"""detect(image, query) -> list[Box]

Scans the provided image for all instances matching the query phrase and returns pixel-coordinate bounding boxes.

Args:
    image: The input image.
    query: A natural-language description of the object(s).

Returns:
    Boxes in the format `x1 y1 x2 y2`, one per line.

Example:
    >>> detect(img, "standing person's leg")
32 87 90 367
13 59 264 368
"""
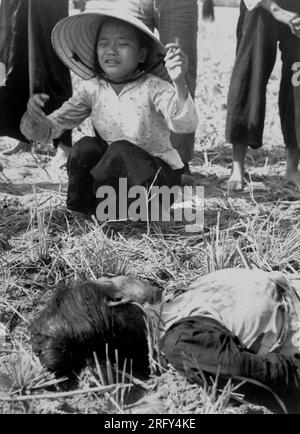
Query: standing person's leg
0 0 30 149
1 0 72 159
278 17 300 188
226 3 278 191
30 0 72 168
156 0 198 180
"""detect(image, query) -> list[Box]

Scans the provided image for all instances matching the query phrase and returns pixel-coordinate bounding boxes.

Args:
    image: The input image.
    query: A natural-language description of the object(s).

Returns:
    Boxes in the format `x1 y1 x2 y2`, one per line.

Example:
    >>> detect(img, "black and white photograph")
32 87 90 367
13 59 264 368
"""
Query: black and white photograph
1 0 300 417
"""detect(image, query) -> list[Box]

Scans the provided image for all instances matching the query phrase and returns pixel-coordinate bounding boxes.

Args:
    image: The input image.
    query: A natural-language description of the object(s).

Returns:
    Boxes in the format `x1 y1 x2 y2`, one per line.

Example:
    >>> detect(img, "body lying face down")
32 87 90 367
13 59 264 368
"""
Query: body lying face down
30 276 161 378
30 269 300 399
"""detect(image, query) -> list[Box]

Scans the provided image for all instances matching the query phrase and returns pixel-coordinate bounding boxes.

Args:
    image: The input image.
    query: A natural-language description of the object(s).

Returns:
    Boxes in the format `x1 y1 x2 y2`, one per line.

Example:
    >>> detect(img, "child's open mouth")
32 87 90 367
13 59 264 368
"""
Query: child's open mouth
105 60 119 65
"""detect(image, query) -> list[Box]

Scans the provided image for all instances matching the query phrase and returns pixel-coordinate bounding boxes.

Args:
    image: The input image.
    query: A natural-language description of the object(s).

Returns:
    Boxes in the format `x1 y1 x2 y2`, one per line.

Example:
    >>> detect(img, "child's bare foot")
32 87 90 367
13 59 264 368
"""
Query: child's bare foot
284 170 300 190
49 144 70 169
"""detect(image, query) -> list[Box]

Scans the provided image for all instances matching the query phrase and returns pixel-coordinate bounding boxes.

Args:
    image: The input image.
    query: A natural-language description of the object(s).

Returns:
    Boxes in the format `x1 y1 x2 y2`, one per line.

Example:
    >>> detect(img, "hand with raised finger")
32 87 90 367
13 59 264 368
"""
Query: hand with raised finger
27 93 50 124
164 42 188 85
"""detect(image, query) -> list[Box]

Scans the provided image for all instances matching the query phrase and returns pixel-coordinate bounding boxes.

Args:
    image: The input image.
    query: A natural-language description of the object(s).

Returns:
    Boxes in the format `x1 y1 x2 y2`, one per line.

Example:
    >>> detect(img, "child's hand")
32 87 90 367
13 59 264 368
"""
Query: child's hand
164 42 188 84
27 93 50 123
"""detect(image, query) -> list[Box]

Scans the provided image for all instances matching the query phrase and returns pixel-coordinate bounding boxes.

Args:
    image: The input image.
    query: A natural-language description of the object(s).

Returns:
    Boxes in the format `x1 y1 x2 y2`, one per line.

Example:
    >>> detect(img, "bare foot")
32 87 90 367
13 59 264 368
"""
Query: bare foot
48 144 70 169
2 141 32 155
284 170 300 190
227 173 244 191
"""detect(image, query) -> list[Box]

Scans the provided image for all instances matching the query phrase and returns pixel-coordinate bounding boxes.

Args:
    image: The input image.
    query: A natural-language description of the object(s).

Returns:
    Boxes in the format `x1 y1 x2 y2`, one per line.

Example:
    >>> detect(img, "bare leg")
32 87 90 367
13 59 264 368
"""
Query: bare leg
285 148 300 189
227 143 248 191
49 143 71 169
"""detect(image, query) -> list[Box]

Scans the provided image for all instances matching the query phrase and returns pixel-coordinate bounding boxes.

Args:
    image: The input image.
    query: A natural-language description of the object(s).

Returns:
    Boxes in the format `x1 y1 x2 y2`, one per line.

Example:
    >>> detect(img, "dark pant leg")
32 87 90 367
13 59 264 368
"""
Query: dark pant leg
0 0 72 145
0 87 27 141
0 0 29 140
162 316 300 413
225 3 278 148
91 140 182 189
90 140 182 220
30 0 72 148
278 23 300 149
157 0 198 162
66 136 108 214
53 130 72 149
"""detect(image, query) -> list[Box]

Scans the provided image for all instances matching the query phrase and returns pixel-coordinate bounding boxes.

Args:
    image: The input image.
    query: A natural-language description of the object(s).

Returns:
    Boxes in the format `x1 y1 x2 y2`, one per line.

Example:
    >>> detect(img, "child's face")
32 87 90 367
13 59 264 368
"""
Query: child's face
97 20 147 82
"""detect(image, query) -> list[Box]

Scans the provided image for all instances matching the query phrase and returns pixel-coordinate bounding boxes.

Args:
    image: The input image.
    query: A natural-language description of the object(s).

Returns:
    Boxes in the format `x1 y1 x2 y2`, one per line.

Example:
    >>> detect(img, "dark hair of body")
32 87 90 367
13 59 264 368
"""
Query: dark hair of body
30 280 150 378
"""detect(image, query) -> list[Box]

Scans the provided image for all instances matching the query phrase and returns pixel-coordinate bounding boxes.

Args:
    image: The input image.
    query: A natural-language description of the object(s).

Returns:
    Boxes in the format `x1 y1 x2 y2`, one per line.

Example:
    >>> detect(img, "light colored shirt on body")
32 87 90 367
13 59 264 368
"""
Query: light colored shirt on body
21 74 198 170
154 269 300 356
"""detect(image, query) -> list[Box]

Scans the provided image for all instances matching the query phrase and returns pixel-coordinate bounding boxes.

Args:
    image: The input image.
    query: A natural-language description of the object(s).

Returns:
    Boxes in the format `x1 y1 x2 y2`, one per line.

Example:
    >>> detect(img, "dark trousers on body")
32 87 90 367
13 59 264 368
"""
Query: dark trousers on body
66 136 183 215
162 316 300 413
225 0 300 149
